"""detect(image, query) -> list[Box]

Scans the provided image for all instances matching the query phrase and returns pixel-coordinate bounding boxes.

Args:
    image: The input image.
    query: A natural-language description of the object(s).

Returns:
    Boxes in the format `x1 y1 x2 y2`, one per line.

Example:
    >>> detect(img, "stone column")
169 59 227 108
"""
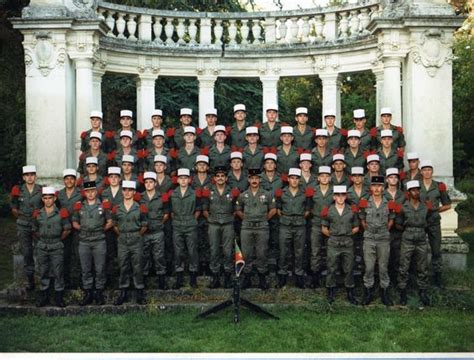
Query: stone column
136 73 158 130
319 72 341 127
198 75 217 129
260 75 279 122
372 67 384 126
92 68 105 112
75 58 94 156
382 56 403 127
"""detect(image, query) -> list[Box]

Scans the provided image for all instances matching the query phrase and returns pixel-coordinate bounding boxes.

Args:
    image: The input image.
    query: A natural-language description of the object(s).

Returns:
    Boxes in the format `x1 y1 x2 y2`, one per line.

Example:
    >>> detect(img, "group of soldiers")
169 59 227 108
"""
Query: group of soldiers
11 103 452 308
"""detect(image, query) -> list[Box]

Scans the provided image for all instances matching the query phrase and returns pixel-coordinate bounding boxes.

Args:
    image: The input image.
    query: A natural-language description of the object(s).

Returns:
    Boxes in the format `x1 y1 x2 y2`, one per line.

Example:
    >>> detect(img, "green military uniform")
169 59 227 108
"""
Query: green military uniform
112 149 138 173
259 122 281 148
32 206 71 291
155 175 175 273
72 199 110 290
354 128 373 152
331 172 351 187
177 146 200 173
79 175 105 193
242 146 264 171
344 148 366 170
112 201 147 290
377 149 403 174
276 146 299 175
311 149 332 175
80 129 107 153
10 183 43 278
402 170 422 188
203 185 236 274
322 204 359 288
359 197 394 289
236 188 275 274
347 186 369 205
327 127 346 152
310 186 333 275
146 148 174 174
398 201 430 290
77 151 108 177
347 186 369 276
276 188 309 276
191 175 211 272
293 125 314 150
374 125 406 150
170 187 200 273
227 170 249 192
198 127 215 149
113 128 139 150
144 127 170 150
209 144 231 170
299 173 318 190
229 122 248 149
420 180 451 273
384 188 406 280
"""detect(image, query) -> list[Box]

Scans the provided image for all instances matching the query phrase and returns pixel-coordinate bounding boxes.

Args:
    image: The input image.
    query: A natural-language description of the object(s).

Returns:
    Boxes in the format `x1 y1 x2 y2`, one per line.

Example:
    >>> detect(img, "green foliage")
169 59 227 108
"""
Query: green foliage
456 195 474 223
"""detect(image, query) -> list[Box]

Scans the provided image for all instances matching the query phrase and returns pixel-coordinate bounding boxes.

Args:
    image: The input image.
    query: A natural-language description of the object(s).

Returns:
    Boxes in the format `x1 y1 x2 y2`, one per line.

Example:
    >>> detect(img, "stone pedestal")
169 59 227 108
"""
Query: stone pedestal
198 75 217 129
260 75 279 123
320 73 341 127
136 74 158 130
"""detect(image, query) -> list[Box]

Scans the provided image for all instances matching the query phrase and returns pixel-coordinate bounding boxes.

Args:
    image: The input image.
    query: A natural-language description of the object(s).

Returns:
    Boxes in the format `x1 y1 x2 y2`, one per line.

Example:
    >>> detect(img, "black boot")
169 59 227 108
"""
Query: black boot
95 290 105 305
79 290 94 306
399 288 407 305
295 275 305 289
275 274 287 289
55 291 66 308
157 275 168 290
36 290 49 307
173 272 184 289
310 272 320 289
189 272 198 288
136 289 146 305
419 289 430 306
434 272 443 288
258 273 268 291
241 274 251 289
26 274 35 291
327 287 335 303
346 287 359 305
114 289 128 305
362 287 373 306
380 288 393 306
209 273 220 289
223 273 232 289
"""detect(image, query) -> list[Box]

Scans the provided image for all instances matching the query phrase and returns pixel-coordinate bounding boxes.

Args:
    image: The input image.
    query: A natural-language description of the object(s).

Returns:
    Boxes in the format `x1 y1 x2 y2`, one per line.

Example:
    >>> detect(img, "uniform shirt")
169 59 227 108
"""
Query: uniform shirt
177 146 200 173
144 127 170 150
374 125 406 150
10 183 43 226
321 204 359 237
242 145 264 171
227 170 249 192
192 174 212 190
33 206 71 249
420 180 451 224
146 147 174 174
377 148 403 174
347 185 370 205
402 170 423 188
311 148 332 174
293 125 314 150
112 148 138 173
112 201 147 233
236 187 275 223
229 122 248 149
80 129 107 153
57 187 83 214
399 201 429 241
77 151 108 177
260 172 283 194
344 148 366 170
208 144 231 170
140 191 167 232
170 187 199 226
299 173 318 190
331 172 351 187
352 128 373 152
276 187 309 226
327 127 346 152
100 186 123 206
383 188 406 205
359 197 394 235
363 173 382 188
72 199 110 241
259 122 281 148
310 185 333 226
113 128 139 151
156 175 174 194
78 175 105 192
202 185 236 224
276 145 299 175
198 127 214 149
173 126 187 149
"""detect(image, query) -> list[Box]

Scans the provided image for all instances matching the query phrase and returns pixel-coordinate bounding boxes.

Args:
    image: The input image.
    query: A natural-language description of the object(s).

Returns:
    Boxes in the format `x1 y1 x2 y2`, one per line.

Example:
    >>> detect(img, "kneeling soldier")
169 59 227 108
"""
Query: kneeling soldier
33 187 71 307
322 185 359 304
72 181 113 306
112 180 148 305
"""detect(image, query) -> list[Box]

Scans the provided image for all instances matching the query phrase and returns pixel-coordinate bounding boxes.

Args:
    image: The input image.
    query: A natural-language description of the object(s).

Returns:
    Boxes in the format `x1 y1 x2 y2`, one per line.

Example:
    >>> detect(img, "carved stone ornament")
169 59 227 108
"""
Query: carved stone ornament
71 0 98 18
24 32 67 76
410 29 453 77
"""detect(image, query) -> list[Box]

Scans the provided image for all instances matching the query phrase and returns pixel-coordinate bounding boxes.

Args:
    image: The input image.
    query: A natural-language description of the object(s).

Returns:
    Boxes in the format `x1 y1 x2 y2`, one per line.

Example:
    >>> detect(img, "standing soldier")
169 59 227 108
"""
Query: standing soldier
275 168 312 289
208 125 231 170
141 171 169 290
243 126 264 171
347 167 369 205
72 181 112 306
374 107 406 151
202 167 237 289
293 107 314 150
377 130 404 174
172 108 194 149
311 129 332 174
229 104 249 149
111 131 138 172
146 129 173 174
324 109 347 153
78 157 105 191
80 111 107 153
331 154 351 187
235 168 277 290
404 152 422 186
344 130 366 170
352 109 373 152
10 165 42 290
113 110 139 151
227 151 248 192
321 185 359 304
112 180 148 305
397 180 431 306
198 108 218 149
276 126 299 176
144 109 168 151
364 154 383 188
260 105 281 148
359 176 396 306
77 132 108 177
299 153 318 189
419 160 451 287
33 186 71 307
177 126 200 173
170 168 201 289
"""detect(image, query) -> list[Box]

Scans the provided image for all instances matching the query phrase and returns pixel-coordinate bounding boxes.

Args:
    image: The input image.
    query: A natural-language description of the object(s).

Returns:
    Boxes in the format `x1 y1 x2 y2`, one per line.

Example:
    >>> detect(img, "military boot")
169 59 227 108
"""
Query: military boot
419 289 430 306
95 290 105 305
258 273 268 291
381 288 393 306
223 273 232 289
189 272 198 288
346 287 359 305
295 275 305 289
157 275 168 290
79 290 94 306
362 287 373 306
136 289 146 305
173 272 184 289
36 290 49 307
209 273 220 289
399 288 407 306
241 274 251 289
434 272 443 288
114 289 128 305
275 274 287 289
55 291 66 308
327 287 335 303
26 274 36 291
310 272 320 289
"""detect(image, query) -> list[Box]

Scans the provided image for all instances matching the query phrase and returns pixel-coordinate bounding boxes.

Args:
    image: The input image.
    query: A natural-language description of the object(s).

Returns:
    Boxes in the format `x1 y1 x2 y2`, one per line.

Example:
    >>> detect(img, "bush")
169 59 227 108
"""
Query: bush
456 178 474 195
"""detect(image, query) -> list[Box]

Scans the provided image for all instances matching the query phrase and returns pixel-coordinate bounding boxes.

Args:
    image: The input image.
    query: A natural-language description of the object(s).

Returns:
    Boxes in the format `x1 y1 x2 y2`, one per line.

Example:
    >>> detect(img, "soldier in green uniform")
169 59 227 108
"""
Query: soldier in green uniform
293 107 314 150
275 168 312 288
77 132 108 177
242 126 264 171
404 152 422 186
208 125 231 169
419 160 451 287
309 166 333 288
113 110 139 151
172 108 194 149
78 157 105 191
373 107 406 151
202 167 237 288
276 126 299 175
324 109 347 153
311 129 332 174
352 109 373 152
229 104 249 149
140 171 169 290
397 180 431 306
144 109 169 151
111 131 138 173
359 176 396 306
72 181 112 305
227 151 248 192
177 126 200 173
347 167 369 205
57 169 83 289
299 153 318 189
10 165 43 290
344 130 366 170
331 154 351 187
146 129 173 174
80 111 107 153
260 104 281 148
33 186 71 307
198 108 218 149
112 180 148 305
170 168 201 289
235 168 277 290
321 185 359 304
364 154 383 188
377 130 404 174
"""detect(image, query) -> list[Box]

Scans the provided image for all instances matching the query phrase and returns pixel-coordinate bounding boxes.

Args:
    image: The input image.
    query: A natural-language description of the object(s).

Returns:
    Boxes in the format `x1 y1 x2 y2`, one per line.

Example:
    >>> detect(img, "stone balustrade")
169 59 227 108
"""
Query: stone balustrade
97 0 381 47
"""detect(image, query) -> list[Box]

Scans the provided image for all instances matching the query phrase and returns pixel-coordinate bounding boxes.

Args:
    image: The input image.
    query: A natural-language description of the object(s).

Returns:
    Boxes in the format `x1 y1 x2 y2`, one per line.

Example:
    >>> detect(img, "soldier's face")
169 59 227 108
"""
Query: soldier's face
367 161 380 173
42 195 55 208
90 117 101 129
334 193 346 205
63 176 76 189
90 138 101 150
351 174 363 185
85 188 97 201
266 110 278 123
122 162 133 175
120 117 133 129
234 110 246 121
371 184 384 196
196 162 209 173
109 174 120 186
154 162 166 174
249 175 260 188
387 174 399 186
353 118 366 130
246 134 258 145
214 173 226 185
300 160 311 172
122 188 135 200
184 133 195 144
318 173 330 185
206 115 217 126
86 164 98 175
421 167 433 179
151 116 162 127
347 137 360 149
280 134 293 145
214 132 226 144
180 115 192 125
178 176 189 187
23 173 37 185
230 159 243 170
289 175 299 188
408 159 419 170
381 136 393 148
153 136 165 148
120 136 132 148
381 114 392 125
316 136 328 147
295 113 308 125
409 187 420 200
264 160 276 172
144 179 156 191
324 116 336 127
332 160 345 172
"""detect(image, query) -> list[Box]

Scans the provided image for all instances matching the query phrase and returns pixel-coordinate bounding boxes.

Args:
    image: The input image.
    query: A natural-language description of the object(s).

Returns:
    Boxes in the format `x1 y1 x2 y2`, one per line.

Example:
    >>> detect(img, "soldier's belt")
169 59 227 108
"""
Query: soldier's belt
80 230 104 237
120 230 141 235
243 221 268 227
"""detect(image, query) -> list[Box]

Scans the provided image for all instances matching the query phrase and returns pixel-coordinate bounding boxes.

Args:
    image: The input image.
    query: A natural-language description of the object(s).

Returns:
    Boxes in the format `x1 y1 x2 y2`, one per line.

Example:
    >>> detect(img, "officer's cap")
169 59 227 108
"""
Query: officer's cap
183 126 196 135
248 168 261 176
367 154 380 164
120 110 133 118
318 166 331 175
151 109 163 117
265 104 278 112
371 176 385 185
143 171 157 181
153 155 167 164
120 130 133 139
214 166 228 175
264 153 277 162
381 129 393 138
295 107 308 115
177 168 190 177
386 168 399 177
206 108 217 116
152 129 165 138
333 185 347 194
299 153 312 162
420 160 433 169
406 180 420 190
233 104 246 113
347 130 361 138
22 165 36 174
280 126 293 135
195 155 209 164
288 168 302 177
407 152 419 161
108 167 121 176
351 167 364 175
90 111 103 119
332 154 345 163
180 108 192 116
89 131 102 141
42 186 56 196
246 127 258 135
83 181 96 190
213 125 226 135
122 180 136 189
122 155 135 164
63 169 77 178
323 109 336 118
380 107 392 115
230 151 243 160
353 109 366 119
86 157 98 165
315 129 329 137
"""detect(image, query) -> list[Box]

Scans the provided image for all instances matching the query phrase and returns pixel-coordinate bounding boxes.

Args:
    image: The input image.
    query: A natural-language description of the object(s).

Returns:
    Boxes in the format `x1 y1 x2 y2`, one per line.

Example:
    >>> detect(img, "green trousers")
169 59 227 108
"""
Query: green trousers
278 224 306 276
363 234 390 289
241 224 269 274
79 239 107 290
143 230 166 276
117 233 144 289
173 225 198 273
36 246 64 291
208 222 234 274
326 236 354 288
398 237 429 290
